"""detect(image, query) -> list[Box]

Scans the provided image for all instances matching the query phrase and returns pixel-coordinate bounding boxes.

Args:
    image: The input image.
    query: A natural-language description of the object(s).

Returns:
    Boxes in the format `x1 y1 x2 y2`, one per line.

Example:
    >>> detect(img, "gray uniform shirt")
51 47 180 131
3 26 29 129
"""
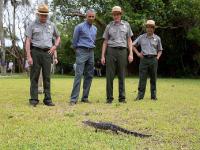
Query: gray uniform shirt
25 19 60 49
103 20 133 48
133 33 163 55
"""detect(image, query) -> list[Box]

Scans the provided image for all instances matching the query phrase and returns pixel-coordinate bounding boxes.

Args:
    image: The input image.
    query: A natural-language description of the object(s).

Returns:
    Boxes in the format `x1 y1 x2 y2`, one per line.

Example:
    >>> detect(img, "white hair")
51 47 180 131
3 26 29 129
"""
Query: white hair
86 9 96 15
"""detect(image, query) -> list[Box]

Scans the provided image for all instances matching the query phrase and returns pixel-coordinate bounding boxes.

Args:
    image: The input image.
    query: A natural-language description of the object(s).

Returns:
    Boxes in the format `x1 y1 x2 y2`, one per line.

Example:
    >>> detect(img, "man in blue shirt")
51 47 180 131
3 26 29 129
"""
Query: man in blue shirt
70 9 97 105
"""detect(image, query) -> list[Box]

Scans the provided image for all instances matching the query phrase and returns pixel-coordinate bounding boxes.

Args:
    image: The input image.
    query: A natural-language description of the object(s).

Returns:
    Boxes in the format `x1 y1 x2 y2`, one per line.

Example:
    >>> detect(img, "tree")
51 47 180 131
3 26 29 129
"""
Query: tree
52 0 200 76
0 0 6 75
4 0 30 72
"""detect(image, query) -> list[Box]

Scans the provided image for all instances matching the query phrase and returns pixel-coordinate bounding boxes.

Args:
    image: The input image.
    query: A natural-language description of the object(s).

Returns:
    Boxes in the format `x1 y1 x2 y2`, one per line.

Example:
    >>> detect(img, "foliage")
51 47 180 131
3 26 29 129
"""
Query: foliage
51 0 200 76
187 27 200 46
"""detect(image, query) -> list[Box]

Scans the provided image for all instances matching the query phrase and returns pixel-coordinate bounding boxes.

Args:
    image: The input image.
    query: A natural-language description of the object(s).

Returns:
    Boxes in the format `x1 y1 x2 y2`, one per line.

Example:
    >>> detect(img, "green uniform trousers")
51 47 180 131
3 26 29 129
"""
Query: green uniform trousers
138 57 158 99
106 47 127 102
30 48 52 103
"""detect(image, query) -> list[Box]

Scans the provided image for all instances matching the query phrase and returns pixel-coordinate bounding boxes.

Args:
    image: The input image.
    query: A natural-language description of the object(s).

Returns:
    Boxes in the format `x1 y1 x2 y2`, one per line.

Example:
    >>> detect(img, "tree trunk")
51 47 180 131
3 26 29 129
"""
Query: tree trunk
0 0 6 75
12 2 16 73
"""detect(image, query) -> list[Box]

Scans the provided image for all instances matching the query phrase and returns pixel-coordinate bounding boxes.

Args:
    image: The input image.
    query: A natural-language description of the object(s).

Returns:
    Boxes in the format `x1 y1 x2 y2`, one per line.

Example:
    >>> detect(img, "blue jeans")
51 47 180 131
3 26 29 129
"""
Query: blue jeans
70 48 94 102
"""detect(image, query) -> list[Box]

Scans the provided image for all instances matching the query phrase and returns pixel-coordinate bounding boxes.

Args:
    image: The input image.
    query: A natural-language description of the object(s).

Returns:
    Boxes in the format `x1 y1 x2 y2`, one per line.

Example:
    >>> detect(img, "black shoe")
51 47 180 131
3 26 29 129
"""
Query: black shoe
29 99 39 107
106 100 113 104
43 100 55 106
135 97 143 101
106 97 113 104
119 99 127 103
81 99 91 103
151 97 158 101
69 101 77 106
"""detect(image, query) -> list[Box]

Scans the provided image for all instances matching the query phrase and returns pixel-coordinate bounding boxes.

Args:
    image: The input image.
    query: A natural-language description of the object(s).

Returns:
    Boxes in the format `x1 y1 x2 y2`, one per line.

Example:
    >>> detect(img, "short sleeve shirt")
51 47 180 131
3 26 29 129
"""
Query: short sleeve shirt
25 19 60 49
133 33 163 55
103 20 133 48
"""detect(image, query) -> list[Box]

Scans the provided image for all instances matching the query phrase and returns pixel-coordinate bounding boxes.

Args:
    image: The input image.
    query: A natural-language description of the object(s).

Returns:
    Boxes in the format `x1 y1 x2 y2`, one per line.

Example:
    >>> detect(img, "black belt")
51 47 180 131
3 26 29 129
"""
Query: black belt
77 46 94 50
32 46 50 52
143 55 157 58
111 46 127 50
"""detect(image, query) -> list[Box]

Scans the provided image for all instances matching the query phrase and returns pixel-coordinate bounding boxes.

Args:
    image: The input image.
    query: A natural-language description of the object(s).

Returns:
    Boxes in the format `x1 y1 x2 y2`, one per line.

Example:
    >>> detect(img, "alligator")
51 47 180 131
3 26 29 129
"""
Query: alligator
82 120 152 138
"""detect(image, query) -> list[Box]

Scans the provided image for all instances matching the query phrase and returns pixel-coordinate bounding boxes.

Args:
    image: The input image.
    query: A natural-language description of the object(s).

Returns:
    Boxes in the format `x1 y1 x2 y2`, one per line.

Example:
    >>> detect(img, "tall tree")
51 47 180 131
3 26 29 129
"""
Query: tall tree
0 0 6 75
4 0 30 72
52 0 200 76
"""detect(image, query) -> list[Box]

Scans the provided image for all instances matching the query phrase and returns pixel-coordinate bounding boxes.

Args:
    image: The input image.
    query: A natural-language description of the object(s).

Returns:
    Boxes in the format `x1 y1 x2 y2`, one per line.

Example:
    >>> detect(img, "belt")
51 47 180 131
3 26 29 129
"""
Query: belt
143 55 157 58
111 46 127 50
32 46 50 52
77 46 94 50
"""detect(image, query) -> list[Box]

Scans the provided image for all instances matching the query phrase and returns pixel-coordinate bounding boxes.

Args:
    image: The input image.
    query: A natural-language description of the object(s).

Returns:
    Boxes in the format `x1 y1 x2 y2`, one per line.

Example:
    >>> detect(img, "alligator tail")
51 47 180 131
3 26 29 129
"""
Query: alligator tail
117 126 152 138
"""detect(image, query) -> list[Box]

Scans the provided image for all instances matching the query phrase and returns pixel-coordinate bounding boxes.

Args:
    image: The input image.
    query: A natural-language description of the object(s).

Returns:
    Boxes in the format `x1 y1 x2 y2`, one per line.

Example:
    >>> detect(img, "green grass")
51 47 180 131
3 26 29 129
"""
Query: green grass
0 75 200 150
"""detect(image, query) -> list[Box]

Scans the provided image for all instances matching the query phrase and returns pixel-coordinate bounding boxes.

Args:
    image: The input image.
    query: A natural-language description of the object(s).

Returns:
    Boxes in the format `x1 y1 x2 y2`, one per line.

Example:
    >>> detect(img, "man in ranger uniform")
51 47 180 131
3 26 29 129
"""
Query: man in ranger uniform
25 4 60 107
133 20 163 100
101 6 134 103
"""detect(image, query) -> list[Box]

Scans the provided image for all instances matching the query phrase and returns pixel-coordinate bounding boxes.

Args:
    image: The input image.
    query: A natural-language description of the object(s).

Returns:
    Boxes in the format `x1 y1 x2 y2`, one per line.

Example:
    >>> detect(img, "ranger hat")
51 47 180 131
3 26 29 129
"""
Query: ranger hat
145 20 156 27
112 6 122 13
36 4 49 15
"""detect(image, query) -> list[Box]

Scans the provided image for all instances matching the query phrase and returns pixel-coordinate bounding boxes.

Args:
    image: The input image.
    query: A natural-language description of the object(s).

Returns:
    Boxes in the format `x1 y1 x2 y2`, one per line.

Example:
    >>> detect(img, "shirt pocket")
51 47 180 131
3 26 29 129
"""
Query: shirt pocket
109 28 117 40
120 28 127 39
141 39 148 46
33 28 42 40
80 28 88 37
46 27 54 38
150 39 158 49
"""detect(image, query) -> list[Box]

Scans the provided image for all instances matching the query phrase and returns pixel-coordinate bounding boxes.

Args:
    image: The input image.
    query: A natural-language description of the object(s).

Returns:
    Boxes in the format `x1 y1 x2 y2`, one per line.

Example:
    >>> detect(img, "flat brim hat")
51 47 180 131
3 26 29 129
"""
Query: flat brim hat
112 6 122 13
36 4 49 15
145 20 156 27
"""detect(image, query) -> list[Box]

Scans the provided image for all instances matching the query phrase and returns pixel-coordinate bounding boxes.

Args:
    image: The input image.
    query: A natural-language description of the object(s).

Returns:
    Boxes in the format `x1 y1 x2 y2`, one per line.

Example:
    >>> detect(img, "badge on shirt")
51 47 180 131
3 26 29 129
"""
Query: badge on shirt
123 25 127 30
48 25 52 33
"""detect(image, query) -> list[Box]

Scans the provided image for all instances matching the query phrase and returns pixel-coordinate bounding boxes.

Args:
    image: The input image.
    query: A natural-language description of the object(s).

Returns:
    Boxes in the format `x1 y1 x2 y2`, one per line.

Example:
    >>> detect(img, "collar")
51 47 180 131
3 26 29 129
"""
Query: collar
113 20 125 25
84 21 93 28
145 33 156 39
35 18 51 25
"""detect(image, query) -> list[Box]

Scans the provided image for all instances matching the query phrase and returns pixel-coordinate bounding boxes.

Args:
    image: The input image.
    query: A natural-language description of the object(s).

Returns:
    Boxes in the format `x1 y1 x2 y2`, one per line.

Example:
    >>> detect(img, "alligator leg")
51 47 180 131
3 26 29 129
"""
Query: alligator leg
115 130 118 134
111 130 118 134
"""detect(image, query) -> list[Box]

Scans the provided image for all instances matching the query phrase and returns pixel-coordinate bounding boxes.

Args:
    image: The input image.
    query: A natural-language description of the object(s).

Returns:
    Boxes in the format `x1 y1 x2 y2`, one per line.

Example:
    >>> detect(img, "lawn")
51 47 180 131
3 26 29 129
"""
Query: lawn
0 75 200 150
